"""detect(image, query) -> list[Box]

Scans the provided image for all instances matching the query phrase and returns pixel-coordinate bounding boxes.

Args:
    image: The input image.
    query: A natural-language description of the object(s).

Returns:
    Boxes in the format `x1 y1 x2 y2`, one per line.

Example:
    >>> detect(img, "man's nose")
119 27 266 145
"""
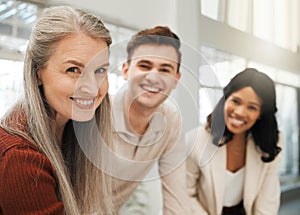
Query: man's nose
145 70 160 83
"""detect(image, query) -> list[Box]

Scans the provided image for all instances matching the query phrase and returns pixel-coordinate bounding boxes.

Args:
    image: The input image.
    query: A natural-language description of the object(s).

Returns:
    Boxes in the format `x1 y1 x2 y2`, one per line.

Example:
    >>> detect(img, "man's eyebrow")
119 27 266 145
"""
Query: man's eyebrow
161 63 175 70
137 59 152 64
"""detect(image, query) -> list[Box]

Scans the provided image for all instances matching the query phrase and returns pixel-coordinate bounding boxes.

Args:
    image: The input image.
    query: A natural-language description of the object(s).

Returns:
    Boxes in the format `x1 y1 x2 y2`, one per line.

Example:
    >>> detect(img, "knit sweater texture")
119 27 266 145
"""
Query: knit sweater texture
0 126 64 214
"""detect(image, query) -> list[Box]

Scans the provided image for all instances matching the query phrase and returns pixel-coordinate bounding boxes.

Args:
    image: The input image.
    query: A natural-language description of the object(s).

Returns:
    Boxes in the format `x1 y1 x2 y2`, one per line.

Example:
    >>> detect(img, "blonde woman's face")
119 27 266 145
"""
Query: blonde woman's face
38 33 109 125
224 86 262 135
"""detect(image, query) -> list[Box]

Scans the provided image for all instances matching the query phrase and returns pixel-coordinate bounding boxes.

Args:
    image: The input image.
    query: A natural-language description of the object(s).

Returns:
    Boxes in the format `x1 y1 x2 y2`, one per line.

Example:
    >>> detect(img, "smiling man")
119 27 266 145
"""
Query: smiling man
110 26 190 214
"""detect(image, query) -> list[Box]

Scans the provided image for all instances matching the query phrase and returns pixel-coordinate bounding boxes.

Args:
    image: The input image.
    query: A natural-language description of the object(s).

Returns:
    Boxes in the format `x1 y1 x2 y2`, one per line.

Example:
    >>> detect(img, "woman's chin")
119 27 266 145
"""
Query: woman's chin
71 111 95 122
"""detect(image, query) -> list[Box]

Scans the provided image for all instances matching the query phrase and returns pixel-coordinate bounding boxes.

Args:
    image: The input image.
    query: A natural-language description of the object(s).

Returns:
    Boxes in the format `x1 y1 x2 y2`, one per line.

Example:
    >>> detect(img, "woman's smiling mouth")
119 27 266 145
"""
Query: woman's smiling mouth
70 97 95 109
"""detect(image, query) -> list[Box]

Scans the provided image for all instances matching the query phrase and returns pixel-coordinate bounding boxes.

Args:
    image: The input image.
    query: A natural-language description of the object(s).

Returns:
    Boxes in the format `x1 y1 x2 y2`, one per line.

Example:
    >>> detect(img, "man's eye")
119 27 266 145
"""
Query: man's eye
160 69 171 73
67 67 80 73
139 64 150 69
95 67 107 74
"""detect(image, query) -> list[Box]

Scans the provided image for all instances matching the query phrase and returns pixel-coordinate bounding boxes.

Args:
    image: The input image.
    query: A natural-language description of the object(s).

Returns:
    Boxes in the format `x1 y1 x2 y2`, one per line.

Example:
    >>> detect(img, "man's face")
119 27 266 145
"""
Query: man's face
122 44 181 110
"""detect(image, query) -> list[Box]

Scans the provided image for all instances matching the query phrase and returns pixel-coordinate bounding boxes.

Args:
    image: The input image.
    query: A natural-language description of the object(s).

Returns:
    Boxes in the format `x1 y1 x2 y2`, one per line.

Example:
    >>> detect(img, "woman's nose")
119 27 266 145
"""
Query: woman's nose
77 73 99 94
234 105 246 116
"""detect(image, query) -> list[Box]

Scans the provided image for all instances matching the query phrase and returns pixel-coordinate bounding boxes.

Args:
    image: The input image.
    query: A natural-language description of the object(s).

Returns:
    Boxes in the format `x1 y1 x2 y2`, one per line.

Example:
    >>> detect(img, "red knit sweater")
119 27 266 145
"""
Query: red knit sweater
0 127 64 214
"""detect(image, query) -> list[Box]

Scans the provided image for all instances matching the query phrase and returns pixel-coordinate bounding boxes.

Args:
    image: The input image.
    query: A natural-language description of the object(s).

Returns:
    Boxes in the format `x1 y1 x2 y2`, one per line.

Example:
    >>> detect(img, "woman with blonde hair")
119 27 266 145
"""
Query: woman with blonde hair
0 6 115 214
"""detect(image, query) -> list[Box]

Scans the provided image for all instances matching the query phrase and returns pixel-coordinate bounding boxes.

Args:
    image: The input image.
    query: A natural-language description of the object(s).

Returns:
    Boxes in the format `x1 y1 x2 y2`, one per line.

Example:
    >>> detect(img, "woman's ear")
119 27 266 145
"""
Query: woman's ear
37 71 42 86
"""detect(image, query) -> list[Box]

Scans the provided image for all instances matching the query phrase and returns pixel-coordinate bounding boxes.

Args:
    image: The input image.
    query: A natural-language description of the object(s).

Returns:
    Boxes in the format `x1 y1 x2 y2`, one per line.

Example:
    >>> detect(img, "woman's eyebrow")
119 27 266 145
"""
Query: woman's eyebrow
63 59 85 68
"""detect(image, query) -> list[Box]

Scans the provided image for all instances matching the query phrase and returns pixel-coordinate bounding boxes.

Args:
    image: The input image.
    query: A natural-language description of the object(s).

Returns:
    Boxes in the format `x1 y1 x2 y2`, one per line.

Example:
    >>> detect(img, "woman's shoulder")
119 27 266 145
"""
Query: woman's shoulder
0 127 63 215
0 126 54 185
0 126 38 157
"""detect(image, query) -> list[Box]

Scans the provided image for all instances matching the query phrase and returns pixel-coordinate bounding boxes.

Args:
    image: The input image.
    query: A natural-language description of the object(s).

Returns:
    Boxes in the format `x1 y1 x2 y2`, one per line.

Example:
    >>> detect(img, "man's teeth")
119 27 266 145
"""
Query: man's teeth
142 85 160 92
74 99 93 106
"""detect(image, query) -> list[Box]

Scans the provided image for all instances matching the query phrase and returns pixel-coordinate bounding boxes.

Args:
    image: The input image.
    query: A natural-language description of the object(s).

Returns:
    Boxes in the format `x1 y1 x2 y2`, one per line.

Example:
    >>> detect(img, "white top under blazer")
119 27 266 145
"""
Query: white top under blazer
223 167 245 207
186 127 282 215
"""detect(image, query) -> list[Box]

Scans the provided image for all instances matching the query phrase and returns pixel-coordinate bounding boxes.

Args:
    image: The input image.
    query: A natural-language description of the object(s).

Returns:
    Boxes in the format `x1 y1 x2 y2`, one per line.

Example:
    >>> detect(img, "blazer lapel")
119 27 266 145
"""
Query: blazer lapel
211 145 227 214
243 138 265 211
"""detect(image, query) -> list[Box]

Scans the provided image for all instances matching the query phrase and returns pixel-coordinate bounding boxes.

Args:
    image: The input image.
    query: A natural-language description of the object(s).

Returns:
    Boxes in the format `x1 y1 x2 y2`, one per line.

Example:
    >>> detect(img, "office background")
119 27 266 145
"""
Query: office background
0 0 299 214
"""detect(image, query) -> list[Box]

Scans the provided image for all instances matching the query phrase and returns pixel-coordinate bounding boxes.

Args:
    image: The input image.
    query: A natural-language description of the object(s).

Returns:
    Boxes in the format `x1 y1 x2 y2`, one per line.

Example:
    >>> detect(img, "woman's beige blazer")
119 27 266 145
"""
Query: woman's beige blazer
186 127 282 215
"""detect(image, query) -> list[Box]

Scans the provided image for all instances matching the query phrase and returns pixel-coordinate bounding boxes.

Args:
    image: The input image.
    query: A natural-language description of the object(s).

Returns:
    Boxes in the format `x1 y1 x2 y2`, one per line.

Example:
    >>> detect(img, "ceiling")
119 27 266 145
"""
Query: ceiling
0 0 50 54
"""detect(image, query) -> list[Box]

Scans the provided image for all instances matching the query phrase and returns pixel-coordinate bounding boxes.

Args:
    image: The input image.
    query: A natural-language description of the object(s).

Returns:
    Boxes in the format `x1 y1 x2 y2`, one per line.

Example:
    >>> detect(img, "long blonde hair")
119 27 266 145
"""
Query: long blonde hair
0 6 115 214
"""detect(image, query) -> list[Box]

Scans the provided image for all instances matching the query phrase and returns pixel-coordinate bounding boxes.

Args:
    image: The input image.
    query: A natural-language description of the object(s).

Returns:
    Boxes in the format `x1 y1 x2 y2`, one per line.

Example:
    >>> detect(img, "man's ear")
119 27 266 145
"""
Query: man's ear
176 71 181 80
122 62 129 80
172 71 181 89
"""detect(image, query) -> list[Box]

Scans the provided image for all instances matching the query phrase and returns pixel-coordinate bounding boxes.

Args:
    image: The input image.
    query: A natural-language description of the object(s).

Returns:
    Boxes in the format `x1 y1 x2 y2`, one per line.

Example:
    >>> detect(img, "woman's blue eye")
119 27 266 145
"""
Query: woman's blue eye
95 68 107 74
67 67 80 73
